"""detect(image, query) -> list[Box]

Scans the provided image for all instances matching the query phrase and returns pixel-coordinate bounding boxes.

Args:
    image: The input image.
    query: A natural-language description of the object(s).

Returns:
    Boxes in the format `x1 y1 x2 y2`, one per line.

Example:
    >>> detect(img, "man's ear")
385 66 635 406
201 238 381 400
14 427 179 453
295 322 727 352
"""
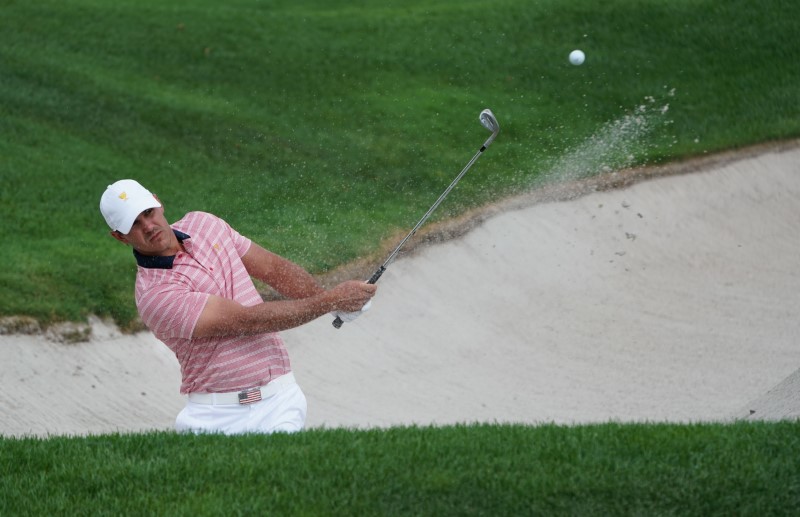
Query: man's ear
110 231 129 245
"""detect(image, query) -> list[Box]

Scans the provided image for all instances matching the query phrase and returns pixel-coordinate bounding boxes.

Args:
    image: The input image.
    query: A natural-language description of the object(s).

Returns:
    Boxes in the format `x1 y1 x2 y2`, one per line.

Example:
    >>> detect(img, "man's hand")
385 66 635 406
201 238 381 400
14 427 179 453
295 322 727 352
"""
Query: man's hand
330 281 377 325
328 281 377 313
333 300 372 323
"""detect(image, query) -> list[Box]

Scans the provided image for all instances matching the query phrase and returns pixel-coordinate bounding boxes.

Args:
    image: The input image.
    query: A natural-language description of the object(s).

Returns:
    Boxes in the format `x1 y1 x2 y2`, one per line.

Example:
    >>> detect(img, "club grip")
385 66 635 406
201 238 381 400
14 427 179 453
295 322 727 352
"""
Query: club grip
367 266 386 285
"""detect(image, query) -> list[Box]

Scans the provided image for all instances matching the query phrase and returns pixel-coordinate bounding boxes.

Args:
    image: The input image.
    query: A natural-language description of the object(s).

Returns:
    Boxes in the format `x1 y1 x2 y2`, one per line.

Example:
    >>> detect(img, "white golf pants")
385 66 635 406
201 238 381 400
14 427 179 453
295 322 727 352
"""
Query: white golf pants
176 379 307 435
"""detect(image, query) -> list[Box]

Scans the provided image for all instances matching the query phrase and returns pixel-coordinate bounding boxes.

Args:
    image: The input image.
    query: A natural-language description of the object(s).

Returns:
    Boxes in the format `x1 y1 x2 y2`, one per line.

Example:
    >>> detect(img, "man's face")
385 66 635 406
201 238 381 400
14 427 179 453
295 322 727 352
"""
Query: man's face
112 205 177 256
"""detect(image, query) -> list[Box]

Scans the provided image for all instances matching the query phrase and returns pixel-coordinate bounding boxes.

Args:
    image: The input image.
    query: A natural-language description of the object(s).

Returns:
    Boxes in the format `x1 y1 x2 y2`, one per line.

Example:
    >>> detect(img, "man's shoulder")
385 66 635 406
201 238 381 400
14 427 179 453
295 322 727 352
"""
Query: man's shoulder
172 211 228 233
173 211 223 225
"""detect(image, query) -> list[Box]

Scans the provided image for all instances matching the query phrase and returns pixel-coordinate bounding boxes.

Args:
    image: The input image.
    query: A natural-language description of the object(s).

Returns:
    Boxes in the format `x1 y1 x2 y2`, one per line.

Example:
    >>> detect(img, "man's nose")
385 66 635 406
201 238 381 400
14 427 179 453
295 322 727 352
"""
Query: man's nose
141 218 157 233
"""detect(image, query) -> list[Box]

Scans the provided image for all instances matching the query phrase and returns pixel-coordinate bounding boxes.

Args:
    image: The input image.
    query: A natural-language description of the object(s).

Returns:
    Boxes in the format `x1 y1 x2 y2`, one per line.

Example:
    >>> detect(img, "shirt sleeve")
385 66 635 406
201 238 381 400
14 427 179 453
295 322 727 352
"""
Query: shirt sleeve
137 282 210 340
223 217 252 258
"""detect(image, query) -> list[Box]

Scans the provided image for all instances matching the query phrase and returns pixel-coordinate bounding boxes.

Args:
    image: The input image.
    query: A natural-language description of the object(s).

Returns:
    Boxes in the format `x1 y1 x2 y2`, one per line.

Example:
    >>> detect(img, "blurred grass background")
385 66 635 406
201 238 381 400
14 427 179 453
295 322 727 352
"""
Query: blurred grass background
1 0 798 326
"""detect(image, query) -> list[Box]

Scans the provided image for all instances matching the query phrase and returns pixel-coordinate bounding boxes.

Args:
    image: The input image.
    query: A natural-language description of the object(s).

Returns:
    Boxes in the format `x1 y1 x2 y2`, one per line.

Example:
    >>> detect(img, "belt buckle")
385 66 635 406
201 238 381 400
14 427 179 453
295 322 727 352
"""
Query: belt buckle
238 387 262 405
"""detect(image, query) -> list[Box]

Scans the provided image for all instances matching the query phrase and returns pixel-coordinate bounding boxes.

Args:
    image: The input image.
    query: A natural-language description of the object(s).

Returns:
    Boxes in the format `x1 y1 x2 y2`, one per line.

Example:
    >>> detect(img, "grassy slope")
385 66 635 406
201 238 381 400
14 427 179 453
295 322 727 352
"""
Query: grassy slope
0 0 797 326
2 423 799 515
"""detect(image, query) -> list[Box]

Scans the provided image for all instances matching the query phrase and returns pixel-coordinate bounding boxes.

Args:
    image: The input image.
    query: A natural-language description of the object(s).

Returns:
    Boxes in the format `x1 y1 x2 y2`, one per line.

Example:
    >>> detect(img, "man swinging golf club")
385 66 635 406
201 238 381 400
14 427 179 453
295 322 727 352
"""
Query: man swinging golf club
100 180 376 435
100 109 498 434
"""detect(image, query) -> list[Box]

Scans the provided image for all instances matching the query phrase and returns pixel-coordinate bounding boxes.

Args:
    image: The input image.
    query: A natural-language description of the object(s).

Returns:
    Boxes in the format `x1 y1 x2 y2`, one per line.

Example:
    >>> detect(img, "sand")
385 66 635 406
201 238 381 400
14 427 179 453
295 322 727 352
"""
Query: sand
2 142 798 437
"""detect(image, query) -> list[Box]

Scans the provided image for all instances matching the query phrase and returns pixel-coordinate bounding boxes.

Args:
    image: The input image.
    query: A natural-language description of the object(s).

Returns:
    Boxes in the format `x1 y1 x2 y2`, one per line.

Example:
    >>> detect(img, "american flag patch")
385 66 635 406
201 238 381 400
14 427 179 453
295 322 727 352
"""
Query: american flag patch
238 388 262 405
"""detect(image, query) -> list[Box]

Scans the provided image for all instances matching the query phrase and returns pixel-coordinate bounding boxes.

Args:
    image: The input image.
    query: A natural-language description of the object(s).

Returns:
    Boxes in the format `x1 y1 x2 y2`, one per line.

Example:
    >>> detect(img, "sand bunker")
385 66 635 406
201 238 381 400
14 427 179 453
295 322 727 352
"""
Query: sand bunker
2 142 798 437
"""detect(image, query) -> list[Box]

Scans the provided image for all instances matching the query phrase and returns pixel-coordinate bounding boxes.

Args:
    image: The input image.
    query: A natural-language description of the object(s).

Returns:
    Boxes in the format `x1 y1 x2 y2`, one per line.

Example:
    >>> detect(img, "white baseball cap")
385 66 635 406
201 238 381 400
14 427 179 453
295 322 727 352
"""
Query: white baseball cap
100 179 162 234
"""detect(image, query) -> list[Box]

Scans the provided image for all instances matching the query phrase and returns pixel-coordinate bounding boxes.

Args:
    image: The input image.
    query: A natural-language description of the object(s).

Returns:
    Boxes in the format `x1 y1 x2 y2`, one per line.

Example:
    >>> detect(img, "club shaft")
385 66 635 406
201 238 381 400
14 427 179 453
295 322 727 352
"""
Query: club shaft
333 112 498 330
379 145 486 270
332 146 488 329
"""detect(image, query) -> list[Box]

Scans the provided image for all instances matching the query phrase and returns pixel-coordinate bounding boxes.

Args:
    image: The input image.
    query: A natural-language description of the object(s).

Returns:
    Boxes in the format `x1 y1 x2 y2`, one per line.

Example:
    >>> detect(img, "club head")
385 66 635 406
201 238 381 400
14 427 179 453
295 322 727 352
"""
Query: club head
479 109 500 147
480 109 499 133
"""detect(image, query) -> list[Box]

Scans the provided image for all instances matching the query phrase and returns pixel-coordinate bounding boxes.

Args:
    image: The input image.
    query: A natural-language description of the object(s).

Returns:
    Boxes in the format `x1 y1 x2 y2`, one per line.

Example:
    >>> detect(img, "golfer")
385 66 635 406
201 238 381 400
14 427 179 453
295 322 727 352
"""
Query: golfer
100 179 376 434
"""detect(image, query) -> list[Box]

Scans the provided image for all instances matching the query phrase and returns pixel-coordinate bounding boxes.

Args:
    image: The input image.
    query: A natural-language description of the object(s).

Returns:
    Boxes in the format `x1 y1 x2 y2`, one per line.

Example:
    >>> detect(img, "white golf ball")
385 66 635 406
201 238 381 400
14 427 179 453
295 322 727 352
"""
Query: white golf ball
569 49 585 66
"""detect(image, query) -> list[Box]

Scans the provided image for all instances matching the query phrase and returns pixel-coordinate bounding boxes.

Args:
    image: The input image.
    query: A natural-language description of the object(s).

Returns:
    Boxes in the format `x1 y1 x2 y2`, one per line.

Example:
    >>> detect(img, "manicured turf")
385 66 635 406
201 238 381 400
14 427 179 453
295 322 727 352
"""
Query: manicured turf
2 422 799 515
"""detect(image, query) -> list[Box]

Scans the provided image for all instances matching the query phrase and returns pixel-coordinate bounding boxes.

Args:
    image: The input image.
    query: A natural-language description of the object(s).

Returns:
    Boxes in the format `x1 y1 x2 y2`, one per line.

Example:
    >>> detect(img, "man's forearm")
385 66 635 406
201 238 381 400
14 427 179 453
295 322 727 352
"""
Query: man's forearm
239 293 333 334
242 243 324 299
195 291 335 338
192 280 377 339
266 259 324 300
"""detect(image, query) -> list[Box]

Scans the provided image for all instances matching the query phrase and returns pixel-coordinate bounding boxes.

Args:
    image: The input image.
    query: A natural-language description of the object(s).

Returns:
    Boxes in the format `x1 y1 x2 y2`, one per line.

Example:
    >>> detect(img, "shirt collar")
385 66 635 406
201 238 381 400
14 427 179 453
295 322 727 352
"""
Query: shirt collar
133 230 190 269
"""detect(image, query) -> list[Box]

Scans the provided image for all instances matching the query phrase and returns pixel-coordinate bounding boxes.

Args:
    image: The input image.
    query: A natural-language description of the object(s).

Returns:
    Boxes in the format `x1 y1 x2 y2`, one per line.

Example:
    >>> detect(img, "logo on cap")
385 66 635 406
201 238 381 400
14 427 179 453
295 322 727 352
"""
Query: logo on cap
119 192 129 201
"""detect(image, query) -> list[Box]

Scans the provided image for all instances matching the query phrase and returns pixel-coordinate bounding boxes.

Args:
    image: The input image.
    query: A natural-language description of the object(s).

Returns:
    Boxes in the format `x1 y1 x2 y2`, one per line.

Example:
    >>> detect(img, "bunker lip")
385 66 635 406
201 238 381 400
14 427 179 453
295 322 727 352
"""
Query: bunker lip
2 139 799 437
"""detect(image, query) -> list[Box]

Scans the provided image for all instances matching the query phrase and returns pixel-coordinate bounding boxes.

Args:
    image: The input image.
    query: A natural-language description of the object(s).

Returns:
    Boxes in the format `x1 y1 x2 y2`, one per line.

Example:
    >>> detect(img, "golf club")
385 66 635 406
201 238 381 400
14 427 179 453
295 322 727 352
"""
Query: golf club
333 108 500 329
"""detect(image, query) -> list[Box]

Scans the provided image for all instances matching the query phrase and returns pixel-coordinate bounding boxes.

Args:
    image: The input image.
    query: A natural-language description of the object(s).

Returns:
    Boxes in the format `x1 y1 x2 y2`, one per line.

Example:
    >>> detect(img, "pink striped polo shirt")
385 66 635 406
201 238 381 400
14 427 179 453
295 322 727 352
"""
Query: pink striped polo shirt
134 211 291 394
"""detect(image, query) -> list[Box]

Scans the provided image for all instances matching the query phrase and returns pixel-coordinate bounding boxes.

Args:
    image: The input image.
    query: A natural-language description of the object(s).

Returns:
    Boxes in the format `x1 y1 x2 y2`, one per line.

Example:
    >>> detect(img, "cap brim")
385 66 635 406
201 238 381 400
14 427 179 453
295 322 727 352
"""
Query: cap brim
117 197 162 234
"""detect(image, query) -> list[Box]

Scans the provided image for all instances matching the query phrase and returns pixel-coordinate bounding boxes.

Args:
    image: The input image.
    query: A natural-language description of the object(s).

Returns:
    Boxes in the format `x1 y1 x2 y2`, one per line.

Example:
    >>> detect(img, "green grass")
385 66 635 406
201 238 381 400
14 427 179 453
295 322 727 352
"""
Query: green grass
1 0 799 327
2 422 799 515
